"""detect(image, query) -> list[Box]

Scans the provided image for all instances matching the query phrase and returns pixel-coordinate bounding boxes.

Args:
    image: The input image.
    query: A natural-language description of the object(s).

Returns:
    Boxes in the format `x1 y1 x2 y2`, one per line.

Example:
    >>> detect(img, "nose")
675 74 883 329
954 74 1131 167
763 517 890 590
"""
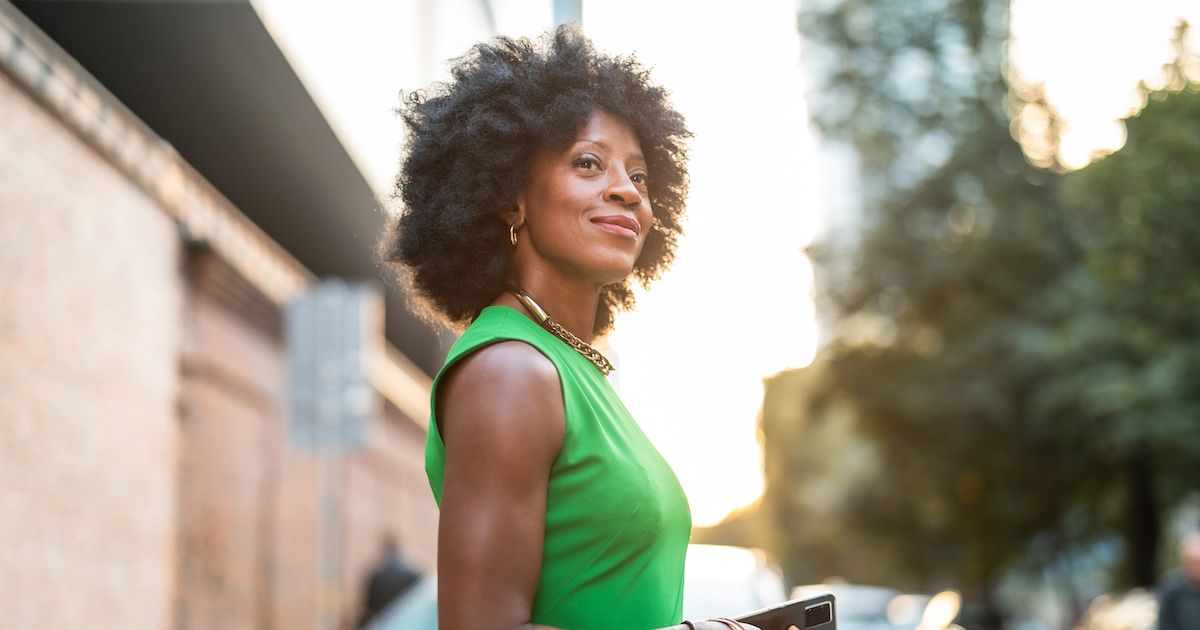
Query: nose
604 168 642 208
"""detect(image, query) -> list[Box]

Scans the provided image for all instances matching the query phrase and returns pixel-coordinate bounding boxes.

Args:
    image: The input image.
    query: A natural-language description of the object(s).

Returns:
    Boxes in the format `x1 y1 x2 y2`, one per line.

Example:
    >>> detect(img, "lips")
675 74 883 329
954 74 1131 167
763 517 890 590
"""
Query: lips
590 215 640 240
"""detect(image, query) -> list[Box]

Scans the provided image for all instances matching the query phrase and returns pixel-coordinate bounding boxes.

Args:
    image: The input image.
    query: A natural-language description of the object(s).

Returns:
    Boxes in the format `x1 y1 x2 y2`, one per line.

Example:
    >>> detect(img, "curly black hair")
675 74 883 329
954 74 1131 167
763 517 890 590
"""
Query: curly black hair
377 24 692 336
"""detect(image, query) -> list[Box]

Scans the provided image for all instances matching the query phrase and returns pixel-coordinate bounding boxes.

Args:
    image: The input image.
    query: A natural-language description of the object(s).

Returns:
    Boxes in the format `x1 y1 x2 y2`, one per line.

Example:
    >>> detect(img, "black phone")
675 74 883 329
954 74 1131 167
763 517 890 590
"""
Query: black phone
735 592 836 630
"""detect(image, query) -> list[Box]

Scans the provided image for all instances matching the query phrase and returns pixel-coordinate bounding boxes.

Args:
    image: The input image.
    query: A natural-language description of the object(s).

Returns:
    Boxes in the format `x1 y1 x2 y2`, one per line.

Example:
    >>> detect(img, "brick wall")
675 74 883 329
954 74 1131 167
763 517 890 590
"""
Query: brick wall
179 247 438 630
1 65 439 630
341 403 440 626
177 246 289 630
0 70 183 630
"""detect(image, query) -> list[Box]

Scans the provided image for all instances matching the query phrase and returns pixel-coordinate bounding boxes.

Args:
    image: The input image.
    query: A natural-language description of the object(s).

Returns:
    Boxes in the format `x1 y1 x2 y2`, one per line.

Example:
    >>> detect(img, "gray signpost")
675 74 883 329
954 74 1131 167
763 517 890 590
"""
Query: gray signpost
285 279 383 630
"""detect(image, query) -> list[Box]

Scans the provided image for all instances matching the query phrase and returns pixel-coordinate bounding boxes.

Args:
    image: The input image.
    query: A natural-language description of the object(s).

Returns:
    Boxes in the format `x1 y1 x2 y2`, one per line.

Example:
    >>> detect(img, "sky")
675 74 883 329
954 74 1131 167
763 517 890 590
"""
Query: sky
1009 0 1200 169
253 0 1200 526
581 0 820 526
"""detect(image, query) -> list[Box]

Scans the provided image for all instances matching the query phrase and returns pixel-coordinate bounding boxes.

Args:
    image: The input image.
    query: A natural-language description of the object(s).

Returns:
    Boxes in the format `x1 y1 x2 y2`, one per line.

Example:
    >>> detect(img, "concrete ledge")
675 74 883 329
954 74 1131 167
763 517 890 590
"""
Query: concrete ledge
0 1 431 427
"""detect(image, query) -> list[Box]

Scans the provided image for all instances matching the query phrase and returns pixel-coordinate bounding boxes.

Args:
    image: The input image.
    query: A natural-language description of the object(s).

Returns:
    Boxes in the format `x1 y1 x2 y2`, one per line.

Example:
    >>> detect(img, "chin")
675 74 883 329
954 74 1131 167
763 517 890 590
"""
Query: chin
585 256 639 287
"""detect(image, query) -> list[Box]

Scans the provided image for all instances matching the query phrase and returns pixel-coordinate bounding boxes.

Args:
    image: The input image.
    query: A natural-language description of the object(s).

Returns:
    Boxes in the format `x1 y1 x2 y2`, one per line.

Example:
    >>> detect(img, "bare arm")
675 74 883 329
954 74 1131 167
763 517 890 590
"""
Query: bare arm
435 341 567 630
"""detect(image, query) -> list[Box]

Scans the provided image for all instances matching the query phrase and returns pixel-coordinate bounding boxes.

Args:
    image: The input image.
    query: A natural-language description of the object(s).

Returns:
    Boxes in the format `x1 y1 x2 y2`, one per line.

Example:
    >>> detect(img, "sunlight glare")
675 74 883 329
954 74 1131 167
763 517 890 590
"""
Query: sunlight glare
1009 0 1200 169
583 0 822 526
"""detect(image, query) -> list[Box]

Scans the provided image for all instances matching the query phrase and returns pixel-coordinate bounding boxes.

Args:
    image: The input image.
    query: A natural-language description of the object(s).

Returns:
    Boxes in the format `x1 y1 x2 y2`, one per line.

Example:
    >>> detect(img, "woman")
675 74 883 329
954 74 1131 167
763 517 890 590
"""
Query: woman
379 25 787 630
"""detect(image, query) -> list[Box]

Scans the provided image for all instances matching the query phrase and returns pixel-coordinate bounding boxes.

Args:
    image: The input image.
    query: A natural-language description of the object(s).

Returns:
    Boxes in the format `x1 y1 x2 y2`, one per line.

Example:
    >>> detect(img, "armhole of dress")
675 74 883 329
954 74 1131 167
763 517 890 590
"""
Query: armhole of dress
429 336 568 449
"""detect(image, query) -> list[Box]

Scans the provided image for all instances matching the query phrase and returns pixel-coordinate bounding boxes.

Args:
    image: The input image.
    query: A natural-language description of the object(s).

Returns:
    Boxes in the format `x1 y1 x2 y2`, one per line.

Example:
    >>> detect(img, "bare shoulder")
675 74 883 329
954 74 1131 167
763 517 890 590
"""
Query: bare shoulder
434 341 563 629
446 340 560 392
436 340 565 457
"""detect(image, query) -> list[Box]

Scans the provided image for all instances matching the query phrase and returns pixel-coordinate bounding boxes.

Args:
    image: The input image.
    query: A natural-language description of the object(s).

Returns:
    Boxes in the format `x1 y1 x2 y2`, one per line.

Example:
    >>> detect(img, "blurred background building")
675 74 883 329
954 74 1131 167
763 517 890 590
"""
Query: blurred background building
0 1 497 628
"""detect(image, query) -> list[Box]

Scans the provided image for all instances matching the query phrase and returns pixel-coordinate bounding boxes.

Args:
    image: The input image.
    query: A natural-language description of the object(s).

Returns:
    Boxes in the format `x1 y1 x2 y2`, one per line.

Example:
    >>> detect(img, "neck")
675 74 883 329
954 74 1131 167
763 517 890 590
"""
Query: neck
496 266 601 344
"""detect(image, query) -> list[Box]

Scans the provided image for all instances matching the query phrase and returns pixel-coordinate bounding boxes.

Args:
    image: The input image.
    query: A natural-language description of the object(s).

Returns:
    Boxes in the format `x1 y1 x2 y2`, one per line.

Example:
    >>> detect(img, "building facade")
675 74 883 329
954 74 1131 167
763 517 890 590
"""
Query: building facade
0 2 453 628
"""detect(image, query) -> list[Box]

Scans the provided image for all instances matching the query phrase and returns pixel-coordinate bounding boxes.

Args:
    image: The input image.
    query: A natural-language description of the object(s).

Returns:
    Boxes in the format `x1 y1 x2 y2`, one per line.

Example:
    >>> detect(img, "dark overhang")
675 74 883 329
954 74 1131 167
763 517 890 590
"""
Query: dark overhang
13 0 450 375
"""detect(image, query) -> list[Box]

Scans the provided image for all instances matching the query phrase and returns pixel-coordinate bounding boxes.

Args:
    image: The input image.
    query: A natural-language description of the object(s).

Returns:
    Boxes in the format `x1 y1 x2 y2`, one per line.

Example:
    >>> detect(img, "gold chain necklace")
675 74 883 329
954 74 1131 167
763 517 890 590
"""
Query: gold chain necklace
506 285 615 376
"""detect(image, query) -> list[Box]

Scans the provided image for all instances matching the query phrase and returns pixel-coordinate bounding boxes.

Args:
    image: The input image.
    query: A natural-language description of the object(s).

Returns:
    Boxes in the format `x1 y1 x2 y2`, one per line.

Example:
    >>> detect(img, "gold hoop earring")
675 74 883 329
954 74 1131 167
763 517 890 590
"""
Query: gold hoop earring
509 223 518 247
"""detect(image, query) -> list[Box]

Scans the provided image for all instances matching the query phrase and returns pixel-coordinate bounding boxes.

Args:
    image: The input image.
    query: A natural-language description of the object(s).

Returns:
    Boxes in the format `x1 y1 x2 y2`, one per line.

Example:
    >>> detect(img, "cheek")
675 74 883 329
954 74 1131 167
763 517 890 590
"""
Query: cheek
638 209 656 243
529 199 588 251
527 188 576 230
534 176 590 218
544 187 600 238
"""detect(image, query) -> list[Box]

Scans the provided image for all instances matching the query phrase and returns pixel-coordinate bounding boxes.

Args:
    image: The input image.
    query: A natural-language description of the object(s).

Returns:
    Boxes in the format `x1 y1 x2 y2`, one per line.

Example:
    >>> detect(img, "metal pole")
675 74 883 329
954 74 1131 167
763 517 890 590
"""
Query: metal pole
317 451 342 630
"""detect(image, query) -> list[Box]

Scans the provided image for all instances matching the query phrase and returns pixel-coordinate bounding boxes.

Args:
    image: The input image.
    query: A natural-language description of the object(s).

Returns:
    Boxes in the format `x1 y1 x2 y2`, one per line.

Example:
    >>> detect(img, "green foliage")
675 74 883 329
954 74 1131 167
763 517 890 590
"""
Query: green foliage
761 0 1200 616
798 0 1011 196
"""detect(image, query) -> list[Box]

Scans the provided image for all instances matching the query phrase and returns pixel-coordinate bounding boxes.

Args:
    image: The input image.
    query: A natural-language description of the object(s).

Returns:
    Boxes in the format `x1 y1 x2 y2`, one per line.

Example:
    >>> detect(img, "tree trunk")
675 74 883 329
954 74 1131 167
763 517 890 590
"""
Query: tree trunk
979 574 1005 630
1125 450 1160 587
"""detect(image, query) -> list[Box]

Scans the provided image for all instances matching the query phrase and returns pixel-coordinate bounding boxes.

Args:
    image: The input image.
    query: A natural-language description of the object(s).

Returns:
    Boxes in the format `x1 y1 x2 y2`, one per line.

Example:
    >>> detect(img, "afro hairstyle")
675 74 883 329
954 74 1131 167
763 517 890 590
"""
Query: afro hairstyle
377 23 692 336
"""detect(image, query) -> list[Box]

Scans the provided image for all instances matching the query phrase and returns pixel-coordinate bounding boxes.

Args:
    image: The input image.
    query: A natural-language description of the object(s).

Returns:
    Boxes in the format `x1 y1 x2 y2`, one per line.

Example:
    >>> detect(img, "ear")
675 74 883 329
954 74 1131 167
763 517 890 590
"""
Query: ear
497 195 524 228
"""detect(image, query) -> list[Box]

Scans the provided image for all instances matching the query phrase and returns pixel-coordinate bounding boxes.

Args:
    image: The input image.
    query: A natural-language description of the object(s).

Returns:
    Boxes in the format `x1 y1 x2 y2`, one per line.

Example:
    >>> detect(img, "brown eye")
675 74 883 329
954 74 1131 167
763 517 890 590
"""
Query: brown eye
631 172 649 185
574 156 600 170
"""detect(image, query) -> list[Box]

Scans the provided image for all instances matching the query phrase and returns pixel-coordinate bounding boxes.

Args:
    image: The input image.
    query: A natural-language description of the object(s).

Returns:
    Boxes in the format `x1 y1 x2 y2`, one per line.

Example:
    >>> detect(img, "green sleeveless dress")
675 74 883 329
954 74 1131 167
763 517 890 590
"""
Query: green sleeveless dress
425 305 693 630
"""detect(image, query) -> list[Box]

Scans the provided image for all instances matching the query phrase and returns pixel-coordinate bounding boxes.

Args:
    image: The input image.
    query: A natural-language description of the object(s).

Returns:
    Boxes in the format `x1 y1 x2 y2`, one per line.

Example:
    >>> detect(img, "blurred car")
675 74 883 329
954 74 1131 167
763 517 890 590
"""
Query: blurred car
1074 589 1157 630
792 584 907 630
363 573 437 630
681 544 789 621
791 584 942 630
367 544 789 630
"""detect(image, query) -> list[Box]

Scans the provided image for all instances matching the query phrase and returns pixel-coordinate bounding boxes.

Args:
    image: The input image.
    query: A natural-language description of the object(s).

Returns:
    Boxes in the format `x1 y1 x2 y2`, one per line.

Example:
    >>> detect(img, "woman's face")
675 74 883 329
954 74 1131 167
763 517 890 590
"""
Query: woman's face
514 108 653 287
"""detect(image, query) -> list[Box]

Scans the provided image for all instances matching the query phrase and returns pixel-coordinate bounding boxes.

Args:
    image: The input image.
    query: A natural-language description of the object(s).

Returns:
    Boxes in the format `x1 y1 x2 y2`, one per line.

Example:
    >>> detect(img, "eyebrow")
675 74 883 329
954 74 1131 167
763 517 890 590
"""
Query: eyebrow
577 139 645 163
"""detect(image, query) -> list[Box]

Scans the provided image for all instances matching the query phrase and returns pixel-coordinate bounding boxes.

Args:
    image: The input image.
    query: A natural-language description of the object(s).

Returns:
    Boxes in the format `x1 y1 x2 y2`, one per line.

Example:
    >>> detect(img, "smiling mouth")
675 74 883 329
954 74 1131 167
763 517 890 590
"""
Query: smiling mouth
590 215 640 240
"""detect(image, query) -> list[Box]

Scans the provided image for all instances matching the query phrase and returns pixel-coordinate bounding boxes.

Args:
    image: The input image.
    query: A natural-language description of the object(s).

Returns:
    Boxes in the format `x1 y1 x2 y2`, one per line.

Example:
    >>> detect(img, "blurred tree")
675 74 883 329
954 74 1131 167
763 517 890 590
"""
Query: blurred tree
762 1 1200 626
1026 52 1200 586
770 2 1073 623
